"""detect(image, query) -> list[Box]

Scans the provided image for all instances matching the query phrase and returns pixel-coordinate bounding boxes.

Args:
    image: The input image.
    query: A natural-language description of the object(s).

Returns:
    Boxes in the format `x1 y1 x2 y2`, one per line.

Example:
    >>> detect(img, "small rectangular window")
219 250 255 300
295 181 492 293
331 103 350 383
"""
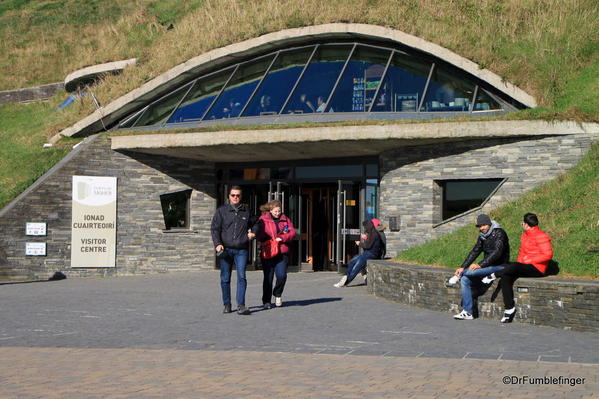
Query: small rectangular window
160 190 192 230
436 179 504 222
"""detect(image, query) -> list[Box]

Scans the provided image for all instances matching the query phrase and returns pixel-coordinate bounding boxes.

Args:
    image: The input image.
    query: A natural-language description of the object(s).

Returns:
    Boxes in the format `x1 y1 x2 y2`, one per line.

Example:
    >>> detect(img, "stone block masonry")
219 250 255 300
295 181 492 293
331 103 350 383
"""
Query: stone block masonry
368 260 599 332
379 134 596 257
0 135 216 280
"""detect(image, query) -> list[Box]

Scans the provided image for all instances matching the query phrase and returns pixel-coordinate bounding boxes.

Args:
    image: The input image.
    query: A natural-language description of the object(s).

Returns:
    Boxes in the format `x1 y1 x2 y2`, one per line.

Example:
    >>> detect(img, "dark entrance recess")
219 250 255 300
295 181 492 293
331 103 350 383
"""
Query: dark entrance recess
216 158 378 272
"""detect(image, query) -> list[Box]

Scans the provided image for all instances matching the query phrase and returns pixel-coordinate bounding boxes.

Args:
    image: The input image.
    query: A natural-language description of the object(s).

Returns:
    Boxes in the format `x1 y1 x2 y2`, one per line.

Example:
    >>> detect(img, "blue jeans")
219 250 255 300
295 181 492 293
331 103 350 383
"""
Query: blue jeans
346 251 377 285
460 265 505 314
261 254 288 304
219 248 248 306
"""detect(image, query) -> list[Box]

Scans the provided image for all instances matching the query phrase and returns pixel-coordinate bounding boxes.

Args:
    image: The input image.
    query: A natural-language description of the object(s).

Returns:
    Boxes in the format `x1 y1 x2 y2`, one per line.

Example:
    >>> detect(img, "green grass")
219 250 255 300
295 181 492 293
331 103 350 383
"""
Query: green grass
397 141 599 279
0 100 72 208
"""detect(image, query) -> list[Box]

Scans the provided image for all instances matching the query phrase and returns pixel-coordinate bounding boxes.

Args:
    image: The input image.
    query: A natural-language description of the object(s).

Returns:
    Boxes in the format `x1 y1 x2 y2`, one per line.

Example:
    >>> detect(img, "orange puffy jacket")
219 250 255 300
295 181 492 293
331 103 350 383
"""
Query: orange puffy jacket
517 226 553 274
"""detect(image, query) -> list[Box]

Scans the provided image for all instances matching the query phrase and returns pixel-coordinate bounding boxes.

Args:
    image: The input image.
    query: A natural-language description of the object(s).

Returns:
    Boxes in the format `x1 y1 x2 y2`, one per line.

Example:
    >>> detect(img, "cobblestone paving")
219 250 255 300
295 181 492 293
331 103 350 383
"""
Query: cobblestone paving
1 271 598 398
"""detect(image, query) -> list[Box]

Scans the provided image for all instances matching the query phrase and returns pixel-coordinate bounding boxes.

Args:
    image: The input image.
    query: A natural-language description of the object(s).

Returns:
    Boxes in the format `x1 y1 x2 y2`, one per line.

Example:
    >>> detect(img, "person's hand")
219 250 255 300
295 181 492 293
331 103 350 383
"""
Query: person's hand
361 234 368 240
275 237 282 242
469 264 481 271
455 267 464 277
247 232 255 240
215 245 224 252
355 240 360 246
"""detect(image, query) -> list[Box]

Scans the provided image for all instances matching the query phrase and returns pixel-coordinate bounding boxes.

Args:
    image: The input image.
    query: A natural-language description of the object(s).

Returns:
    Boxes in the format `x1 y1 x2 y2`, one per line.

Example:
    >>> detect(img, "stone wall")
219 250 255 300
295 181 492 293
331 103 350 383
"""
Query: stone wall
0 83 64 104
367 260 599 332
379 134 595 256
0 135 216 280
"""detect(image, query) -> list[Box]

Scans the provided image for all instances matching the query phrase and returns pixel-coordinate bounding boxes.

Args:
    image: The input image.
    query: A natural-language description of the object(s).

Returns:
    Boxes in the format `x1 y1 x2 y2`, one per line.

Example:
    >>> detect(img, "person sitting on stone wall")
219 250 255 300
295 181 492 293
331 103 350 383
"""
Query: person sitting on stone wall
448 214 510 320
482 212 553 323
334 218 386 288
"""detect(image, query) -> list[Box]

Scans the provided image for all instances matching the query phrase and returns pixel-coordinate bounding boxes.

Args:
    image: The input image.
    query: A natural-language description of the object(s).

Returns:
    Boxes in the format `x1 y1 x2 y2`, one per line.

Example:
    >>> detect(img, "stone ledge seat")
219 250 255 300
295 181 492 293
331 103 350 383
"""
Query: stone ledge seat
367 260 599 332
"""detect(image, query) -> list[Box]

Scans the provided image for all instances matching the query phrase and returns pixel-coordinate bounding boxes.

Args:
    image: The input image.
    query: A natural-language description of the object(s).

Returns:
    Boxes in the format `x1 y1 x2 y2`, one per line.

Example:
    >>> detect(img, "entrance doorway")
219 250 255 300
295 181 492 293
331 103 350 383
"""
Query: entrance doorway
216 159 378 271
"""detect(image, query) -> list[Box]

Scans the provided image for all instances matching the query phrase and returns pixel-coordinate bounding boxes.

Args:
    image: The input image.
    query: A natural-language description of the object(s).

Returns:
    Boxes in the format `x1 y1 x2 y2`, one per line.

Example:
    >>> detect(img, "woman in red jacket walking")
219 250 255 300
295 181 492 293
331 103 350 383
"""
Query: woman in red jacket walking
483 213 553 323
255 200 296 309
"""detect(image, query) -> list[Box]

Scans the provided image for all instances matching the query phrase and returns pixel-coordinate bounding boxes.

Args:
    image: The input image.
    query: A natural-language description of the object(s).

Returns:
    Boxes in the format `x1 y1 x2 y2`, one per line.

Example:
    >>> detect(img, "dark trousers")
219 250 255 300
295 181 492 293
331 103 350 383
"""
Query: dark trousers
495 262 544 309
262 254 288 304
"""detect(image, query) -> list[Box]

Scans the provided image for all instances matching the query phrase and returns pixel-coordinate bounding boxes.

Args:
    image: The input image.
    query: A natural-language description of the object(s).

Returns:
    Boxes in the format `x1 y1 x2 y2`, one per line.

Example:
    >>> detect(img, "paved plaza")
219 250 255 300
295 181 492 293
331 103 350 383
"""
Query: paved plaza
1 271 598 398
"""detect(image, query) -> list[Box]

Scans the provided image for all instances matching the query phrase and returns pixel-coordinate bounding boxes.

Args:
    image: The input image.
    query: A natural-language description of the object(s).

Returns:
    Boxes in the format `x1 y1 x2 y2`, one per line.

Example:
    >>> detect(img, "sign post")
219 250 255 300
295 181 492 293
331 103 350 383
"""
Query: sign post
70 176 117 268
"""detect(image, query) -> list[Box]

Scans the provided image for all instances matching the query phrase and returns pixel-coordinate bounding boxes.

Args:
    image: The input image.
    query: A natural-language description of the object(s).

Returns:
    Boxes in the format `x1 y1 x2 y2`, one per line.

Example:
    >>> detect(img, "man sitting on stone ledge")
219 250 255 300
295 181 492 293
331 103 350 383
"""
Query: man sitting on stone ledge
482 212 553 323
448 214 510 320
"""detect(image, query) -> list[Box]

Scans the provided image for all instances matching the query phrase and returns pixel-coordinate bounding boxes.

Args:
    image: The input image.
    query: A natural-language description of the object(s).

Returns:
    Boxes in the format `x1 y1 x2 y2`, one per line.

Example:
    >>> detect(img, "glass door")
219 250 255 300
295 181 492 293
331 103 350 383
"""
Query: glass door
336 180 361 272
268 181 301 268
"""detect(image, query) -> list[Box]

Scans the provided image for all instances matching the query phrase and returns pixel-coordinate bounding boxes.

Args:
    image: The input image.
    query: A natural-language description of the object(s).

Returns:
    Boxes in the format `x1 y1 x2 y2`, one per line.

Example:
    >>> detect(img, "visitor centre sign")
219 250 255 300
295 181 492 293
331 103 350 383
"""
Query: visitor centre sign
71 176 117 268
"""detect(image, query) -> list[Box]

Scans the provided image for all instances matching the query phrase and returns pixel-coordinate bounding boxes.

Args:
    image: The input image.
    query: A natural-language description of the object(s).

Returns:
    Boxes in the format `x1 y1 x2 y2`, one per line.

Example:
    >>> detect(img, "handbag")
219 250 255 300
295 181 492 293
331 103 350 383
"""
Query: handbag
261 239 279 259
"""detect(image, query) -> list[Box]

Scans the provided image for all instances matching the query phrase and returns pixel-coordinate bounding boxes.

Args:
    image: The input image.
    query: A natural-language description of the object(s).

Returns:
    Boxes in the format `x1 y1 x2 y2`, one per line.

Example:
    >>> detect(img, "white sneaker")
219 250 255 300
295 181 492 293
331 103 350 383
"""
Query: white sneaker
334 275 348 288
445 275 460 287
453 310 474 320
274 297 283 307
481 273 496 284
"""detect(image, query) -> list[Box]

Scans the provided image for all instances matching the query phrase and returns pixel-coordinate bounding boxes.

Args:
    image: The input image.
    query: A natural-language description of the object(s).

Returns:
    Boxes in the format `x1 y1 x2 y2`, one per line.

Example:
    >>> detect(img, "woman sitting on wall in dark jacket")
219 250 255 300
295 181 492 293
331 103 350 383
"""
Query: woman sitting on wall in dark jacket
334 218 385 288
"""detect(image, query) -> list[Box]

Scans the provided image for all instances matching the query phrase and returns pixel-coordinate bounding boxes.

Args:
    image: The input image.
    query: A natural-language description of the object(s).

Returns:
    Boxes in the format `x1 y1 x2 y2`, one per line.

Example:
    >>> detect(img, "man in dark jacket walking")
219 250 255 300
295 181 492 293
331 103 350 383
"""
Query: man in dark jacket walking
450 214 510 320
211 186 256 315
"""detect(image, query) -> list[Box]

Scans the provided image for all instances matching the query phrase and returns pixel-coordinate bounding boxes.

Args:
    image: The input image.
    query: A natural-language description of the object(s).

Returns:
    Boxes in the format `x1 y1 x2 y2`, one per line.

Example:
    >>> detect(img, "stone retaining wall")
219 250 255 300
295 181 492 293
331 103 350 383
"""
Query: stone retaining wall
367 260 599 332
0 135 216 280
0 83 64 104
379 134 595 256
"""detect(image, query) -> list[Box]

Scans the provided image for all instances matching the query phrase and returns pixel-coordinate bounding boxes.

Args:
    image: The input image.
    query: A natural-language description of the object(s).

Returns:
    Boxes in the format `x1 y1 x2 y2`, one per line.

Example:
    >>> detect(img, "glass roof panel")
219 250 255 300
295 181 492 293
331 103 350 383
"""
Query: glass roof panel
473 87 502 111
241 47 314 117
134 83 191 127
423 66 476 112
203 54 276 120
282 45 353 114
326 45 391 113
371 52 431 112
167 67 235 124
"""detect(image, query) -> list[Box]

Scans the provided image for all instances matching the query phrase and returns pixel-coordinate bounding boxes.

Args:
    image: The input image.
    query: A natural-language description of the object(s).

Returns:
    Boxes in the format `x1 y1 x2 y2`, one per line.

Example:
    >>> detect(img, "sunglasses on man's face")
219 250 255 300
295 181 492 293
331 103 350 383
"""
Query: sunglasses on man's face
230 194 241 198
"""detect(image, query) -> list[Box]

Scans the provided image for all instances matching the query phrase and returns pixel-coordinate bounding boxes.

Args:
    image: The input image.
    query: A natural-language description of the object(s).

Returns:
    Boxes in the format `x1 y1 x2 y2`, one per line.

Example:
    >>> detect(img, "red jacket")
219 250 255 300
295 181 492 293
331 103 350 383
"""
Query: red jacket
256 213 296 255
517 226 553 274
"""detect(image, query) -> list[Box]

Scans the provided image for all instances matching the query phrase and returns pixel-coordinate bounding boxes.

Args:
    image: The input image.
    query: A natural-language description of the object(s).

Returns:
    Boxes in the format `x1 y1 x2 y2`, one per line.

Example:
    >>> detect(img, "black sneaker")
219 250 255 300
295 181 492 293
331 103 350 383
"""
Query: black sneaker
237 305 251 315
223 304 232 314
262 303 273 310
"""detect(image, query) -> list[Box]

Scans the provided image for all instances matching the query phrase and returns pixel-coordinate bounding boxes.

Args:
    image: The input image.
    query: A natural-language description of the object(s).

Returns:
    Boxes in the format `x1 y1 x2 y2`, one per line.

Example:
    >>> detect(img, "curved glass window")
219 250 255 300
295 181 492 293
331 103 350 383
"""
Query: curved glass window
282 45 353 114
241 47 313 117
134 83 192 127
371 52 431 112
326 45 391 113
167 68 234 123
116 39 525 130
423 66 475 112
473 88 501 111
204 54 275 120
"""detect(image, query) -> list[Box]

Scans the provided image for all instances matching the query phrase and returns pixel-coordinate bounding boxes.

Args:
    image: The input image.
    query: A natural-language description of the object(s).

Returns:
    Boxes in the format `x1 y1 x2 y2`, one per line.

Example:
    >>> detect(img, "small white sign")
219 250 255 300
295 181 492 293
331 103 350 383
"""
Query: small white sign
26 222 47 236
341 228 361 235
26 242 46 256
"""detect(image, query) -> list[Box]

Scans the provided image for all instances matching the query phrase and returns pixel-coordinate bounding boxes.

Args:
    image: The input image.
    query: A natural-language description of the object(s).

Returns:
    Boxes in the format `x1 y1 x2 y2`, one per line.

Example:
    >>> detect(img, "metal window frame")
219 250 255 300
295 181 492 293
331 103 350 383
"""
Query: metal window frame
133 83 192 127
418 62 435 112
239 51 280 117
367 49 394 113
161 80 197 126
279 45 319 114
323 43 357 112
200 64 240 121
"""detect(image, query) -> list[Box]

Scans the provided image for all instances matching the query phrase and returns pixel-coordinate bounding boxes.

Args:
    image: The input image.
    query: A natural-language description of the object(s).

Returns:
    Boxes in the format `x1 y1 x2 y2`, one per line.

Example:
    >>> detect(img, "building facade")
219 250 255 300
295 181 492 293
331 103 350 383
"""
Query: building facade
1 24 597 279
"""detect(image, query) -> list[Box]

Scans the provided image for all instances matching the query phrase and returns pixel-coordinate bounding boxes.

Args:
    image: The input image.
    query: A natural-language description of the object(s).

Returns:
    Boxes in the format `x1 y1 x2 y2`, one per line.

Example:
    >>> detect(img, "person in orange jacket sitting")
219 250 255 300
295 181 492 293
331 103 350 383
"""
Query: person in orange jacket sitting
482 213 553 323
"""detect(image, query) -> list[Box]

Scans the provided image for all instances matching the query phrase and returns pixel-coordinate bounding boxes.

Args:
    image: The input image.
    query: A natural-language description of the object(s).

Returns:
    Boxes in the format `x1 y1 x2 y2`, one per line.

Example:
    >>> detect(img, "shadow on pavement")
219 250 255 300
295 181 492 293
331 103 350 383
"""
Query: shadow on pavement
280 297 343 307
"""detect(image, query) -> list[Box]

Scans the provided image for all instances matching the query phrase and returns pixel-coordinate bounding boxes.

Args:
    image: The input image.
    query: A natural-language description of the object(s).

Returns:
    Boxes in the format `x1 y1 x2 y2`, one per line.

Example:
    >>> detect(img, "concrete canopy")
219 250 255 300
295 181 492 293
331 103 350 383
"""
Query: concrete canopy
53 24 537 144
110 120 599 163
